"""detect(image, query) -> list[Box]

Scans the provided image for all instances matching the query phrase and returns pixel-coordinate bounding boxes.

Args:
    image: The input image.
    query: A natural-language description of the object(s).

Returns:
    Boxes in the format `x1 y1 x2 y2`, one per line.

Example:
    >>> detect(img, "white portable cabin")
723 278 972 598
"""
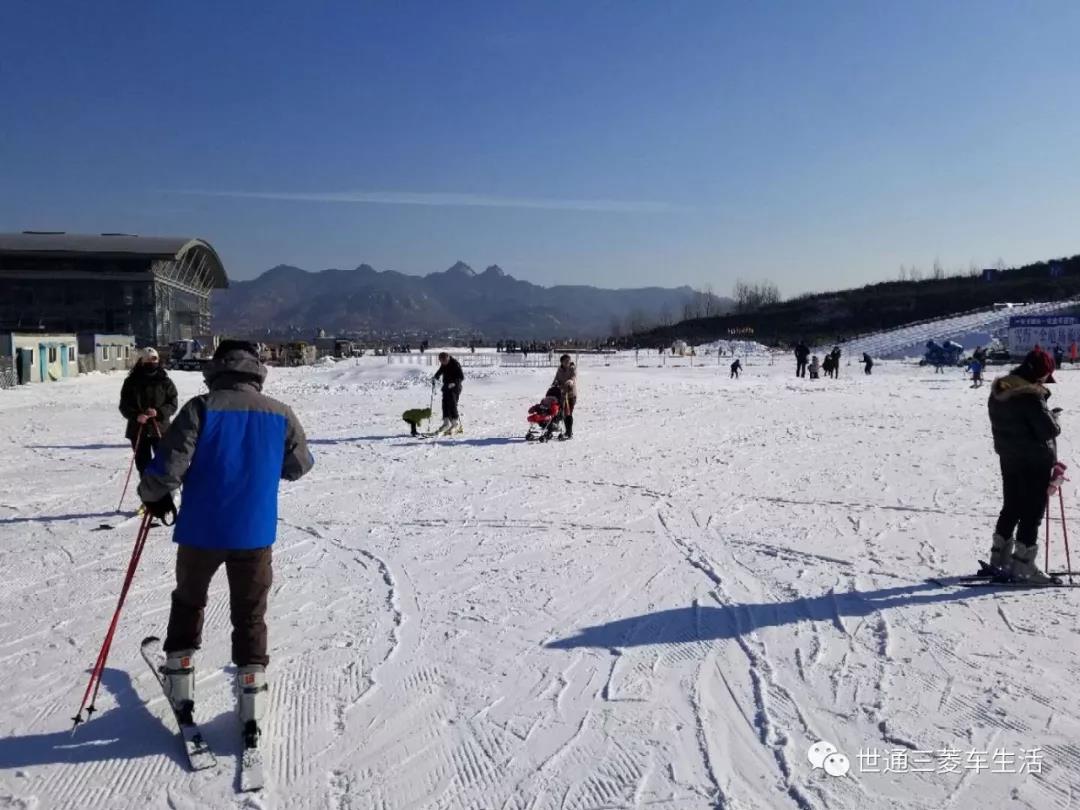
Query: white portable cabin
1 332 79 383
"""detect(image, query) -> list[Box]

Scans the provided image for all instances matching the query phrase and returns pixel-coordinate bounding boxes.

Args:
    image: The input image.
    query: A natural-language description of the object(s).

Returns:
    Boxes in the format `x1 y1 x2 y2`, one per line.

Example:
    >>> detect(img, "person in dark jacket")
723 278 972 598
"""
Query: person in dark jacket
432 352 465 435
118 348 178 476
730 358 742 379
863 353 874 375
138 340 313 747
830 347 842 378
795 342 810 378
986 349 1061 582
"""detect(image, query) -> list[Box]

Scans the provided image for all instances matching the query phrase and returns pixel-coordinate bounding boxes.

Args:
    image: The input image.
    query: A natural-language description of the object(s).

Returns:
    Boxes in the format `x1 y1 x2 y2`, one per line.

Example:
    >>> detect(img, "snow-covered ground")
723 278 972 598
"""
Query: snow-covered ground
2 355 1079 810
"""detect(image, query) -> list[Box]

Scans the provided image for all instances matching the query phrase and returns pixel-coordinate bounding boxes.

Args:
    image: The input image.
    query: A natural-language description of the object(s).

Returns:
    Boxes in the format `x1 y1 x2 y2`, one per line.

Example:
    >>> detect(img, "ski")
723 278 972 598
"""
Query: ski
240 741 265 792
139 636 217 772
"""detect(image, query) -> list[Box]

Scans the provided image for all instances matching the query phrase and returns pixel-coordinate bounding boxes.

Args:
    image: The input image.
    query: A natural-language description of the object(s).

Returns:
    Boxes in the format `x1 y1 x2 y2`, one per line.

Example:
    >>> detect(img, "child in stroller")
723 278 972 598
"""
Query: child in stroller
526 386 565 442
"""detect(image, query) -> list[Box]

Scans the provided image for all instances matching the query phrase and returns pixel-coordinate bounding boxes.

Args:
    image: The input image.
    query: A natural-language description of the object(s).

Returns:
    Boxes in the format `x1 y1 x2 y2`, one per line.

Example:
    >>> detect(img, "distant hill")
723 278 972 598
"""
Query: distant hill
212 261 732 339
628 254 1080 348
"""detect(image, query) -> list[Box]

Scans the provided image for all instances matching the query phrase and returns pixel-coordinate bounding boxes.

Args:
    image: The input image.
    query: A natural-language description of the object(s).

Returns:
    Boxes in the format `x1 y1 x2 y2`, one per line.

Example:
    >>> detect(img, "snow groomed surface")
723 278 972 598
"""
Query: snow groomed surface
1 356 1078 809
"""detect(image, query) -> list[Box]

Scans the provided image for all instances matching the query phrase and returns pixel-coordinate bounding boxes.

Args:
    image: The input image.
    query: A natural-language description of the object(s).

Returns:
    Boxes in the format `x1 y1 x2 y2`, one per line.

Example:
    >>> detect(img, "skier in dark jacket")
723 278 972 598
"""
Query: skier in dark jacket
138 340 314 750
830 347 842 378
432 352 465 435
118 348 178 476
730 358 742 379
863 353 874 375
985 349 1060 582
795 342 810 378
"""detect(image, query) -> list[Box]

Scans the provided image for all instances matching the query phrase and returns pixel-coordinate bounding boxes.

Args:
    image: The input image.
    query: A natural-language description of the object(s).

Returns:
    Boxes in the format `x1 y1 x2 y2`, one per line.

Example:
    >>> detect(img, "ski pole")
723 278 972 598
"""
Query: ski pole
117 422 145 513
1060 489 1074 579
71 512 153 732
1046 494 1052 572
428 383 435 432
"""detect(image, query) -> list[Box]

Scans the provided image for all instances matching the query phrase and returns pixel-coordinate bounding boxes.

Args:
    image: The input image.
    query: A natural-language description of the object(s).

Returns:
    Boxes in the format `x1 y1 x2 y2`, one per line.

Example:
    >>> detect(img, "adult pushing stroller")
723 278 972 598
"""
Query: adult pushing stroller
526 386 565 442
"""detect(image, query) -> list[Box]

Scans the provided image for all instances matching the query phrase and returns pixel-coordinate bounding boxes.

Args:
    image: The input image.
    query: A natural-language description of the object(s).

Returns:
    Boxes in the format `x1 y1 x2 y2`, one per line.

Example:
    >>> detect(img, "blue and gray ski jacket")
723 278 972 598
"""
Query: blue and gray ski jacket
138 349 314 550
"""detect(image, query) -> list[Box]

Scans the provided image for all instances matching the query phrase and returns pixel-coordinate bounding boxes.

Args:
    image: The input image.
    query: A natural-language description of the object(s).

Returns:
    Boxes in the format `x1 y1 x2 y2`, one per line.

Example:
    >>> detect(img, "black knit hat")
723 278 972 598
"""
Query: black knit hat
213 339 260 361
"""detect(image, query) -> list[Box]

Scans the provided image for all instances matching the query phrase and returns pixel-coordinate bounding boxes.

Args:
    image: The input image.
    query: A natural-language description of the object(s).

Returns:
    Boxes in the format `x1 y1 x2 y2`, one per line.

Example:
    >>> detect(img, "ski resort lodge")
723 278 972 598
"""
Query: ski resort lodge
0 232 229 350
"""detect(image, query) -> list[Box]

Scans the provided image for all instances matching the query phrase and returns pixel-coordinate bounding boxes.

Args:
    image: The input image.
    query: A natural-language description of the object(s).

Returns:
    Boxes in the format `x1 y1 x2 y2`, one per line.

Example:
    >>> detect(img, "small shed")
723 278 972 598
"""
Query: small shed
1 332 79 383
78 333 136 373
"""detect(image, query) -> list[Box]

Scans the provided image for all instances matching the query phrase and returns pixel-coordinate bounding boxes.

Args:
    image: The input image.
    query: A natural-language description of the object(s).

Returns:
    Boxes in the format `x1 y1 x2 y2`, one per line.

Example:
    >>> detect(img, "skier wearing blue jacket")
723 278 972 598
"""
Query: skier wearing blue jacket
138 340 313 747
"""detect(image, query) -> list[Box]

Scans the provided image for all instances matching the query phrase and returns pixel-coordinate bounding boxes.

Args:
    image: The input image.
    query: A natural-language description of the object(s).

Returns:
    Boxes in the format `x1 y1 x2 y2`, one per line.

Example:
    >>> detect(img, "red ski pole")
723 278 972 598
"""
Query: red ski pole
116 422 145 513
71 512 153 732
1060 489 1074 579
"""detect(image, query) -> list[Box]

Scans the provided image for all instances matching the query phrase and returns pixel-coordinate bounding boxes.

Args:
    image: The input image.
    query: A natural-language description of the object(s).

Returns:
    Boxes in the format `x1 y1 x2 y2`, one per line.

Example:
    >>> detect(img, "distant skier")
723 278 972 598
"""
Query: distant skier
1070 341 1078 366
1054 345 1065 370
967 358 984 388
809 355 821 379
137 340 314 752
119 348 178 477
795 341 810 378
985 349 1060 583
552 353 577 440
973 345 988 367
432 351 465 435
831 347 842 378
730 358 742 379
863 353 874 375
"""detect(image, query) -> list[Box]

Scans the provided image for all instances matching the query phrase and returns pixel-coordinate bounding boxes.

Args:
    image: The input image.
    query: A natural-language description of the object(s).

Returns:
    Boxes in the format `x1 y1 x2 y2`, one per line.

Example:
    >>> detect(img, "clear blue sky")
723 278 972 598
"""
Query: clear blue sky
2 1 1078 294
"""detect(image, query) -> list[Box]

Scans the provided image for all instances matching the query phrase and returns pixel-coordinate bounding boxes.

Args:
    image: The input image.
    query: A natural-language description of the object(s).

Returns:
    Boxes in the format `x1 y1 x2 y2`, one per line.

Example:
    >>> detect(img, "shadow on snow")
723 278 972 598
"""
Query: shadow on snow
0 511 131 526
546 580 1003 650
0 667 238 770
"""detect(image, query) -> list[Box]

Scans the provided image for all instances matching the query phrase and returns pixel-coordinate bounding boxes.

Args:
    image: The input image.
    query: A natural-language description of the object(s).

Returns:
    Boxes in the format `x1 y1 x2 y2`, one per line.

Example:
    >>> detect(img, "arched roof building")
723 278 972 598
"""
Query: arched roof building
0 232 229 346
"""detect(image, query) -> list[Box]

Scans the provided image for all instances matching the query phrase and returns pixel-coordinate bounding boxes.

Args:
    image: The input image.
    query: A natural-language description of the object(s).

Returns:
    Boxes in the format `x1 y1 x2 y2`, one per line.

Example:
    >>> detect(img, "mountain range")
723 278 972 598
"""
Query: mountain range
212 261 731 339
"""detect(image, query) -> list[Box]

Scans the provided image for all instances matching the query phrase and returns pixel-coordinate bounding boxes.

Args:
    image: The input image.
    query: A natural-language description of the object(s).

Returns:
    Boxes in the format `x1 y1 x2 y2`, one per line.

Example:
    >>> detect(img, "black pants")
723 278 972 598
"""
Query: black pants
995 458 1052 548
442 386 461 420
796 360 806 377
165 544 274 667
131 431 160 476
564 395 576 437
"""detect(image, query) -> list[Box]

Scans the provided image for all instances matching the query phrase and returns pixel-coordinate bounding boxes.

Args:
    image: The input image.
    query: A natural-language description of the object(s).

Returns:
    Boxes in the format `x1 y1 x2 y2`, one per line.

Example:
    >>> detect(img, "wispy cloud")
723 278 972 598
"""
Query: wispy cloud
171 188 687 214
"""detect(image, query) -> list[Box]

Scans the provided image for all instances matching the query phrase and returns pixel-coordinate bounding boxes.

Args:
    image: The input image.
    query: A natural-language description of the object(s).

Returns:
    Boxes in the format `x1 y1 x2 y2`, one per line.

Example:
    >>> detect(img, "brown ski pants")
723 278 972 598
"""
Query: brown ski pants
164 544 273 667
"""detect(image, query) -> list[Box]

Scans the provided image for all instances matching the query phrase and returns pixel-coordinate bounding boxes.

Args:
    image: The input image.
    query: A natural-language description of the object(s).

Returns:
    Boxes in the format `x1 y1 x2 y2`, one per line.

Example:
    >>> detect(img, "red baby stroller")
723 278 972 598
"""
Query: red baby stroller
526 386 564 442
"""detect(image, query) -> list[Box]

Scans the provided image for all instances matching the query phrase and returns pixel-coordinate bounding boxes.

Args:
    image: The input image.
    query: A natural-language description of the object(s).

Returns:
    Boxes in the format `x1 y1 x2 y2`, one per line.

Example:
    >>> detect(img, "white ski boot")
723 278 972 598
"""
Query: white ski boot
986 533 1014 574
163 649 196 718
435 418 453 436
237 664 268 745
1008 543 1059 584
450 419 463 435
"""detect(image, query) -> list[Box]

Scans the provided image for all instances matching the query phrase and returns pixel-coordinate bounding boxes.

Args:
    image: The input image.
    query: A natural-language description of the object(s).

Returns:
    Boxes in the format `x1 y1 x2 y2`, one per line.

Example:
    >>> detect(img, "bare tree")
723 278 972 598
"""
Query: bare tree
898 265 908 281
733 279 782 313
658 304 673 326
932 259 945 280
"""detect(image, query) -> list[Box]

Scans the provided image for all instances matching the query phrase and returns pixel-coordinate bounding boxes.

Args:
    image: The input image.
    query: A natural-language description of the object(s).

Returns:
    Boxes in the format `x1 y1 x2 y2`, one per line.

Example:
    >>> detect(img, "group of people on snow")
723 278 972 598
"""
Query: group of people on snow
118 341 313 748
795 342 846 379
108 328 1069 753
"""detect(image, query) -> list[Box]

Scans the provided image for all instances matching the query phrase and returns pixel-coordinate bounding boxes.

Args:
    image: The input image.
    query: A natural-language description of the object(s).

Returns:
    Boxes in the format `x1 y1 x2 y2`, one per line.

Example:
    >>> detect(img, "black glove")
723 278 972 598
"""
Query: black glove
144 495 176 524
